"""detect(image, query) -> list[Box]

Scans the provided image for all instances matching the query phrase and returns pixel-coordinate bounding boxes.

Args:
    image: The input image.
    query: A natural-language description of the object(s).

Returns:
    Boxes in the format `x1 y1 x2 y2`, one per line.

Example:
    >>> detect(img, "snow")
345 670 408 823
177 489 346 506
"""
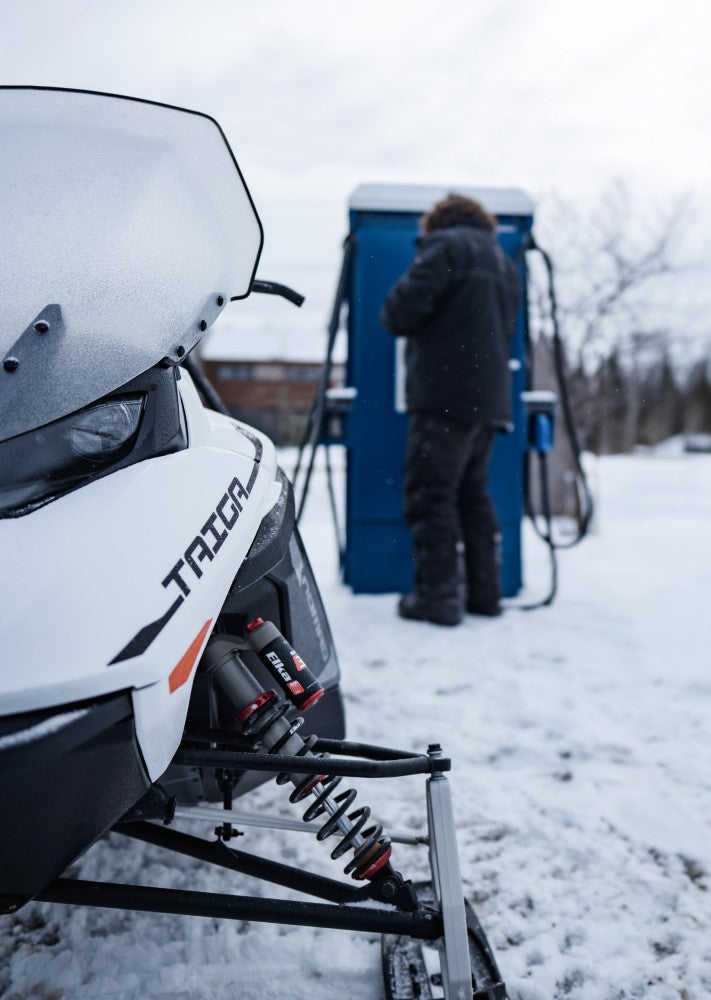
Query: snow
0 709 88 750
2 446 711 1000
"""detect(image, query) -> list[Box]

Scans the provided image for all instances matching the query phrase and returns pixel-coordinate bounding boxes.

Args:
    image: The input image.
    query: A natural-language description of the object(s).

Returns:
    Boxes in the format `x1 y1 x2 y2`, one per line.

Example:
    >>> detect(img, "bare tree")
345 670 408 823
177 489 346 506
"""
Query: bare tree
527 180 696 456
529 180 691 374
683 360 711 434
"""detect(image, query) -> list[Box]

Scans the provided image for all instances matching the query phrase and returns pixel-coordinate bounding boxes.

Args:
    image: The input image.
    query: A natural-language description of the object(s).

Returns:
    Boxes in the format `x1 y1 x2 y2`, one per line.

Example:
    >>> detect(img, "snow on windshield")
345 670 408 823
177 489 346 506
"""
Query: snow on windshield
0 88 262 442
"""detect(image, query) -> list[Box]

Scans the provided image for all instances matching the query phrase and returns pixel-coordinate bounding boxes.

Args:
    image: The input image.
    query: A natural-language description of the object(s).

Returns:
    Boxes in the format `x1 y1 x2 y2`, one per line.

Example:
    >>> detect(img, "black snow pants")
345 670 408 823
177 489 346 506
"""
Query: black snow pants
403 410 501 612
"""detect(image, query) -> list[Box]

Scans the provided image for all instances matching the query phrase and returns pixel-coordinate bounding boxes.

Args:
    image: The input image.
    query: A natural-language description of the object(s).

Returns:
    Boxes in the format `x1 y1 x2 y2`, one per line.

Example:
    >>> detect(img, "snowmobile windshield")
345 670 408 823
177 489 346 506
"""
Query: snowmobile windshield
0 87 263 443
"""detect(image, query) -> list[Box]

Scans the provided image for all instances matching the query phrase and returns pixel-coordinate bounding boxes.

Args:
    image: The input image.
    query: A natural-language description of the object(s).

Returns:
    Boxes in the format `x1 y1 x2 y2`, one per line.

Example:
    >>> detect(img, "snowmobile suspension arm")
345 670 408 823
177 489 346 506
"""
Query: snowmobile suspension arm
37 877 443 939
170 804 427 845
117 821 375 905
175 737 451 779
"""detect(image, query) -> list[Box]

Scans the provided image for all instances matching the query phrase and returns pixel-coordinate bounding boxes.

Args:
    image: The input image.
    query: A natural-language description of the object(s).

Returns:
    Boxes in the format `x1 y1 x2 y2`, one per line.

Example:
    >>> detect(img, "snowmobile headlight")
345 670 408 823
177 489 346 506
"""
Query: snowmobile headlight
65 400 143 459
0 396 145 517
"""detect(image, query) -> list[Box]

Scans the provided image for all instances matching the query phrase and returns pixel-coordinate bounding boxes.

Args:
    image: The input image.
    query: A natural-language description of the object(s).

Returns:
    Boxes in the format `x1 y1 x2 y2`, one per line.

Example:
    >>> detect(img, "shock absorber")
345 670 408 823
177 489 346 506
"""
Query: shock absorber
243 617 324 711
200 636 412 903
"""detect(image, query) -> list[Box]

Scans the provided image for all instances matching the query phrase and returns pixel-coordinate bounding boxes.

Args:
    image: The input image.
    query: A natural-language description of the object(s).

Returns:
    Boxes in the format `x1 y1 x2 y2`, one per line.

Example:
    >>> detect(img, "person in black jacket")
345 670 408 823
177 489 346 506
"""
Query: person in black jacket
381 193 519 626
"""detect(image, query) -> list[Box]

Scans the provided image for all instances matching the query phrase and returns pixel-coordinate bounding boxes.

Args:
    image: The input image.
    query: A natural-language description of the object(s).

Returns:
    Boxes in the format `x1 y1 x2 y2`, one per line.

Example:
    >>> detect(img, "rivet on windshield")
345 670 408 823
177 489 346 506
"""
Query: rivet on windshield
34 321 50 334
199 320 207 332
217 295 224 307
176 346 185 358
3 357 20 373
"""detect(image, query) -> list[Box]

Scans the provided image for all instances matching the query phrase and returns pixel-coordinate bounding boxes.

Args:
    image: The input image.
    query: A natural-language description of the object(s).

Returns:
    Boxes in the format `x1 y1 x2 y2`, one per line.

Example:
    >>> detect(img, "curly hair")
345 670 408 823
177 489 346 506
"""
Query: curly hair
421 193 496 234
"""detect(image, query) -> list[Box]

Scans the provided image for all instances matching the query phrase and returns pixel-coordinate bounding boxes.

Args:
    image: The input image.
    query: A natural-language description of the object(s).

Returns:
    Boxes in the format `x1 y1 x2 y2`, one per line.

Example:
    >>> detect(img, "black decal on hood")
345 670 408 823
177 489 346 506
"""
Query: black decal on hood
110 596 184 664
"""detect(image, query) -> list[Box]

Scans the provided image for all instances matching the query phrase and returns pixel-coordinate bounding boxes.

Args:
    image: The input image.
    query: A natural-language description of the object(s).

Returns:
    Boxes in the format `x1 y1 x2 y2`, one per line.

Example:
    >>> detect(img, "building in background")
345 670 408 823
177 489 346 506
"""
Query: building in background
201 356 344 444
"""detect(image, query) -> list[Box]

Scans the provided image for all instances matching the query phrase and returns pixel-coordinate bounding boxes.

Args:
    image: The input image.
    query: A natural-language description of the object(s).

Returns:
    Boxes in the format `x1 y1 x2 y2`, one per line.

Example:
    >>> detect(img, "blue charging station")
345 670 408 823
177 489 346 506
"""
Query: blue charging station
342 183 534 596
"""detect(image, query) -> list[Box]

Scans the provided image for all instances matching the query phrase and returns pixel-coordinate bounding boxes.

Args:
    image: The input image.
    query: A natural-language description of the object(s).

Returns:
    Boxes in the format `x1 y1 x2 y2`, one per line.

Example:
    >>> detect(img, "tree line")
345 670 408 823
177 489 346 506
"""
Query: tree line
534 337 711 455
529 181 711 456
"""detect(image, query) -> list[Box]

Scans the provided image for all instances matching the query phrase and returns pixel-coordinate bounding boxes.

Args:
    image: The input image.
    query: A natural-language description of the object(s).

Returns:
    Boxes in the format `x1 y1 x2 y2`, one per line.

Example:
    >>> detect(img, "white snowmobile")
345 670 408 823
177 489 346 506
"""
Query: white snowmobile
0 86 505 1000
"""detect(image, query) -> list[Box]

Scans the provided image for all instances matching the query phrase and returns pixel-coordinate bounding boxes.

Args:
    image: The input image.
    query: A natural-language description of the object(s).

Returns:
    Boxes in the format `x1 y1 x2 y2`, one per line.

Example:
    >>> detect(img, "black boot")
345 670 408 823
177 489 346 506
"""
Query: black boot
466 599 502 617
398 593 463 627
464 529 502 617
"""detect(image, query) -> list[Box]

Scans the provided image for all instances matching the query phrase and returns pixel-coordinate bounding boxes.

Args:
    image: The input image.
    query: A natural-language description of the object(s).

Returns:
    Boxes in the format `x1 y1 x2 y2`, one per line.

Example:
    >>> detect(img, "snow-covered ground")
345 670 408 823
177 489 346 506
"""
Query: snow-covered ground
2 445 710 1000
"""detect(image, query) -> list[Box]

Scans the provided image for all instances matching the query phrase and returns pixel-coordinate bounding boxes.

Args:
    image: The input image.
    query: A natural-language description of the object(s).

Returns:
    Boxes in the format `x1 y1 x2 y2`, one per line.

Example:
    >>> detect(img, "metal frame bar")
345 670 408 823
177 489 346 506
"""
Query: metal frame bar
37 878 442 938
175 734 450 779
117 821 372 905
427 766 473 999
171 805 427 846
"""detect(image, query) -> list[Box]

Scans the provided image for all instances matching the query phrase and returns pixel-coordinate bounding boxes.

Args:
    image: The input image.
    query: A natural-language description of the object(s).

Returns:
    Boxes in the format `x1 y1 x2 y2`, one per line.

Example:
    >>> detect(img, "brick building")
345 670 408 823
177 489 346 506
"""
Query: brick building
201 357 344 445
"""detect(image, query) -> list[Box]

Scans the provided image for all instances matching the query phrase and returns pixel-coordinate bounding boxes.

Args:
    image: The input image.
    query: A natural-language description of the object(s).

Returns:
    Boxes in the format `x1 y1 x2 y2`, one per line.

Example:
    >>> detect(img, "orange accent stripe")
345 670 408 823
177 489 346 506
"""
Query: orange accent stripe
169 620 213 693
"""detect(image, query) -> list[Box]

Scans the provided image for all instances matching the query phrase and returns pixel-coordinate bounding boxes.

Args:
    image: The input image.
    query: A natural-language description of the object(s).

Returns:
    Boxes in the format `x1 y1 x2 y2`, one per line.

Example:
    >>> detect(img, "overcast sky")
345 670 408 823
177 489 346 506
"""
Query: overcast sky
3 0 708 195
2 0 709 354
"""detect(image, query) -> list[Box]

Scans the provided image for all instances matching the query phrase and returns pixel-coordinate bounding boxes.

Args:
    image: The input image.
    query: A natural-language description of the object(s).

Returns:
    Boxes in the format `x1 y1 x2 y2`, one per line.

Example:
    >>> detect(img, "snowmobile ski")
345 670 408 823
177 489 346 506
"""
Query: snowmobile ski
382 883 506 1000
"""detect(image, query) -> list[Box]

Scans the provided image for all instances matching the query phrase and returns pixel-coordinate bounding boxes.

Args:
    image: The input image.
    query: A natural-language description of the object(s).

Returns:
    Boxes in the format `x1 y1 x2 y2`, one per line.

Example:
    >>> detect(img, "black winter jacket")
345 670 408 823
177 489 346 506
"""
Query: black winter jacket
380 223 519 427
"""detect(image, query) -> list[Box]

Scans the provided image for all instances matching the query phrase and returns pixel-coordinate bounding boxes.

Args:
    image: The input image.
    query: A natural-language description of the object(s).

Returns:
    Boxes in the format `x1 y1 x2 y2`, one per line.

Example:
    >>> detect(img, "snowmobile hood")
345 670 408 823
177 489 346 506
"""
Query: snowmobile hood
0 87 263 443
0 411 279 716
